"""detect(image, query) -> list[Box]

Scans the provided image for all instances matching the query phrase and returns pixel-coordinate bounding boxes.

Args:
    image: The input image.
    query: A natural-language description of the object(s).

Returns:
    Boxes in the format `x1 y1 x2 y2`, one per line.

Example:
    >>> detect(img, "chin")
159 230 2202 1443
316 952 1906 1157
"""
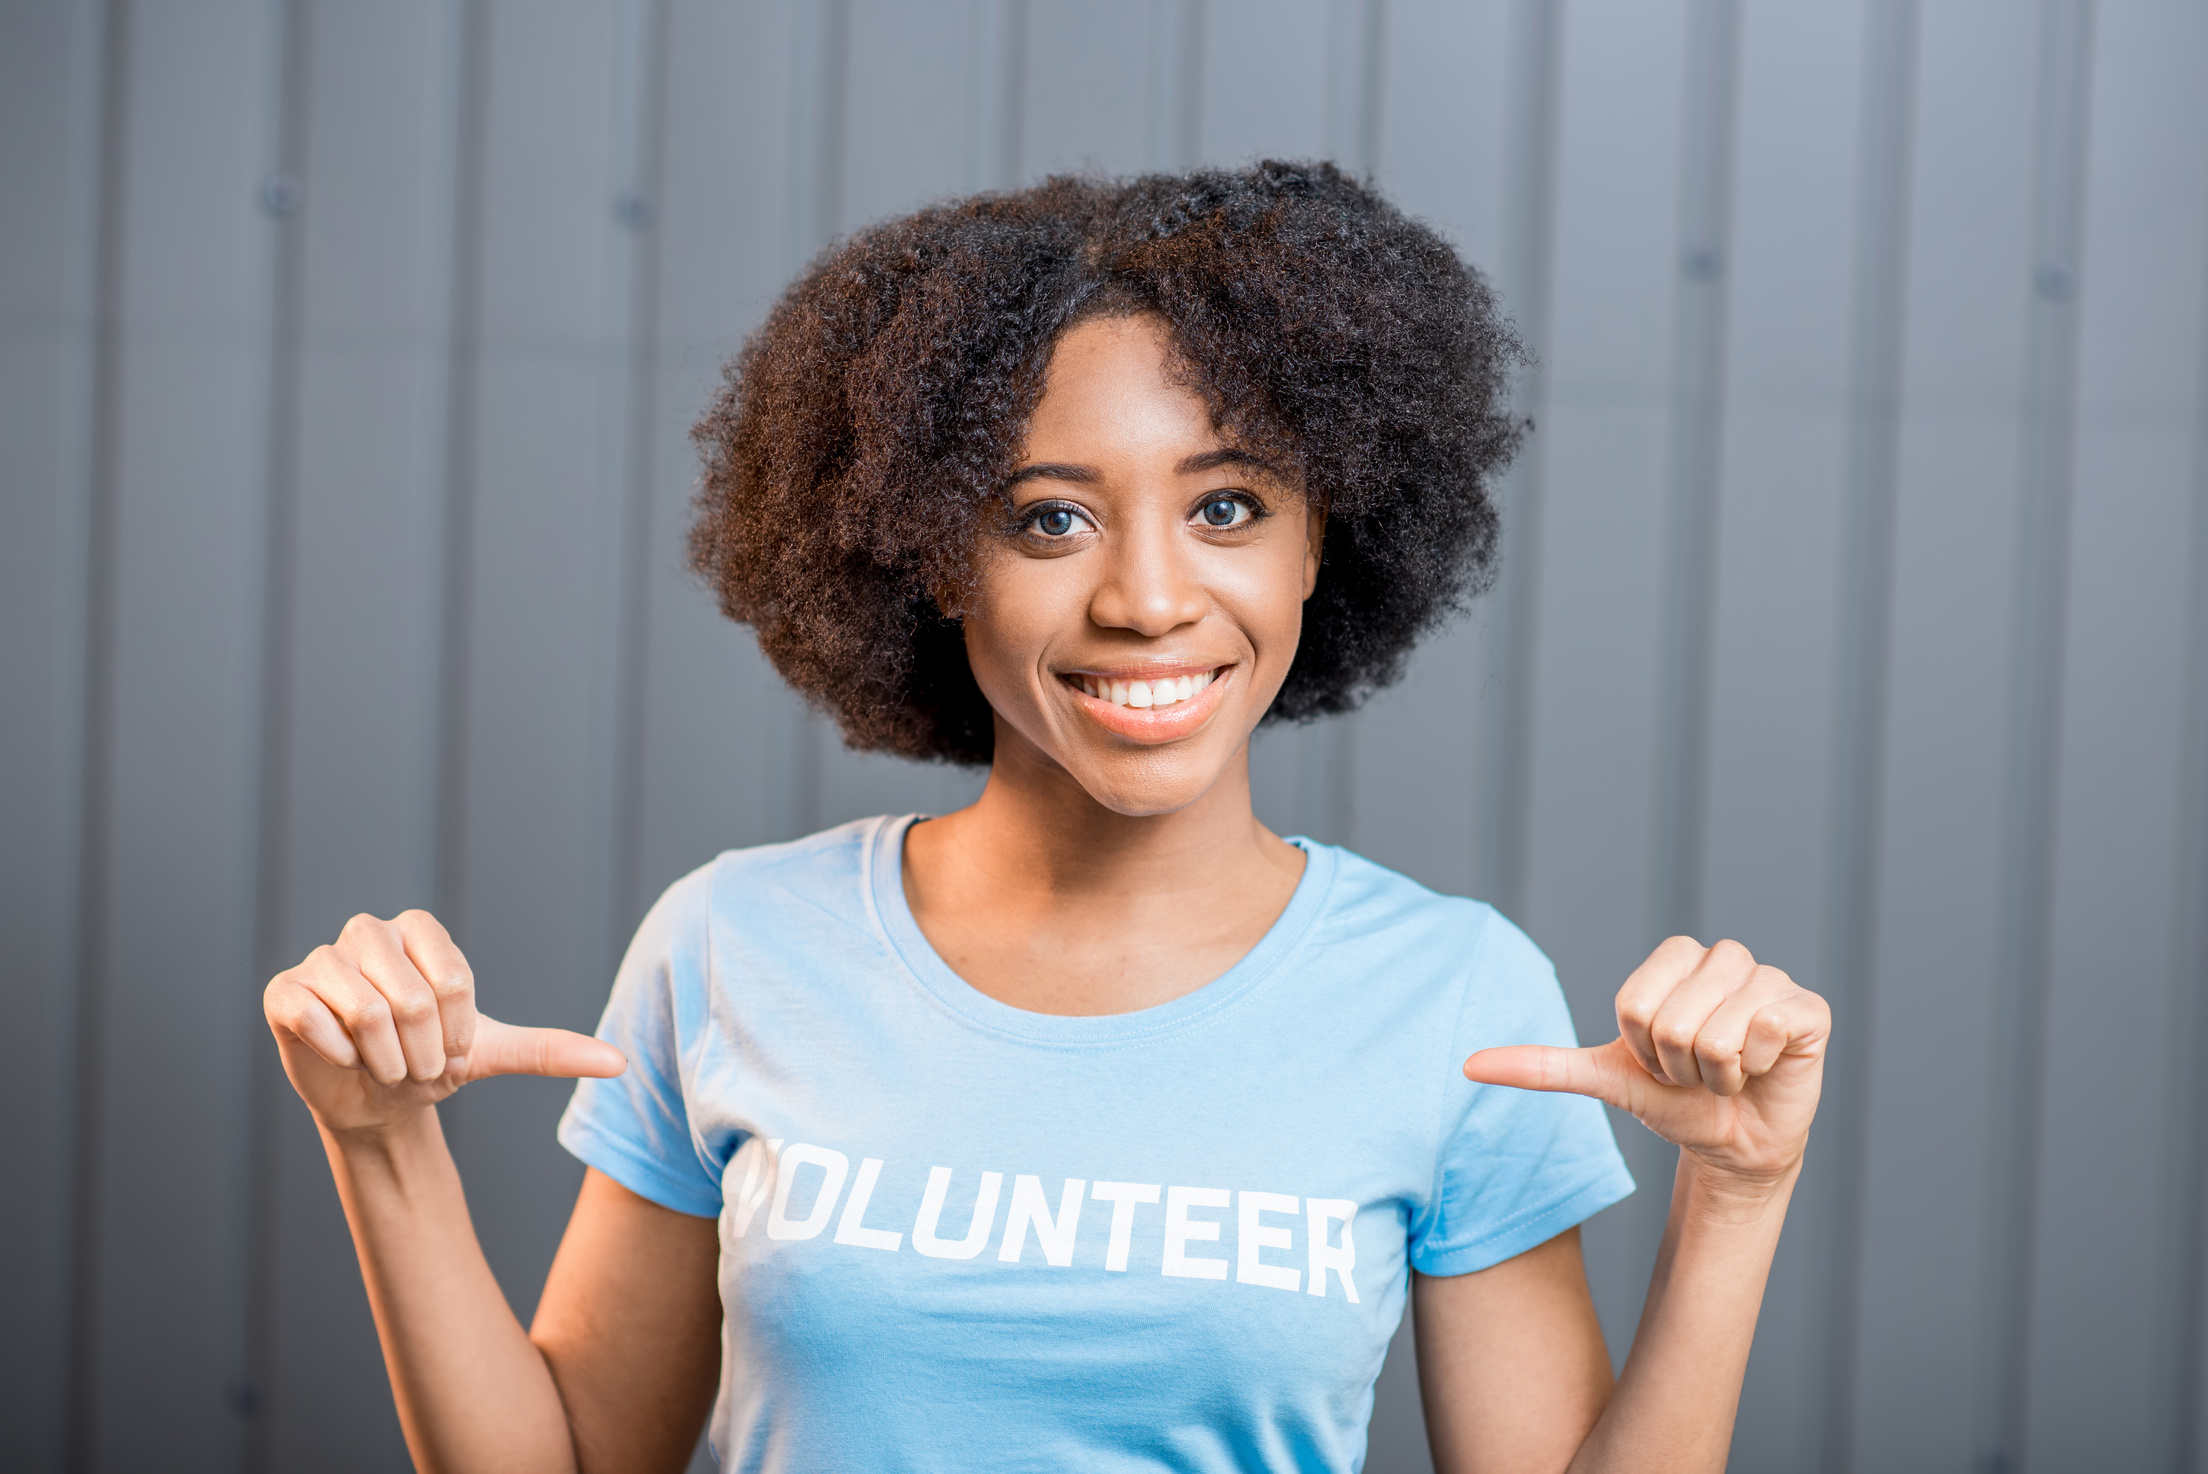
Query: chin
1060 746 1232 819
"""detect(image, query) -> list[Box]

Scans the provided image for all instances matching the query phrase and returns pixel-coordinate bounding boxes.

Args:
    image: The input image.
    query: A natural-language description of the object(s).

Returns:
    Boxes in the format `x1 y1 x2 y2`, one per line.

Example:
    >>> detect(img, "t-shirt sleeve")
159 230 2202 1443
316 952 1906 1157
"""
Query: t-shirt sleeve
1410 908 1636 1277
556 861 724 1218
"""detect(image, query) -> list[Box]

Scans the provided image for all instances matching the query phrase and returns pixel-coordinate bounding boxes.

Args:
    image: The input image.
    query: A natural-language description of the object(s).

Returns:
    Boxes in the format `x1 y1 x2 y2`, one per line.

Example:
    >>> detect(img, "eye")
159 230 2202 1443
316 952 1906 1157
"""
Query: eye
1197 495 1254 529
1019 501 1095 539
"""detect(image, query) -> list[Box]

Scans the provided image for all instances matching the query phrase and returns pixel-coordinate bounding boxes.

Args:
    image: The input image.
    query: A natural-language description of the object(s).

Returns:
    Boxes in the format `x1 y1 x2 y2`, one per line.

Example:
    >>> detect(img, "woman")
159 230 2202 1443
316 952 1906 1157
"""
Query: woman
265 162 1828 1473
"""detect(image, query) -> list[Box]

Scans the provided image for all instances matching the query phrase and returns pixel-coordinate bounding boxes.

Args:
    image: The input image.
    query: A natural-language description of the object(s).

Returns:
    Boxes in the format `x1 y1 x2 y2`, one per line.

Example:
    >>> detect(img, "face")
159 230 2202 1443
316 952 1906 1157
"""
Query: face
959 314 1323 816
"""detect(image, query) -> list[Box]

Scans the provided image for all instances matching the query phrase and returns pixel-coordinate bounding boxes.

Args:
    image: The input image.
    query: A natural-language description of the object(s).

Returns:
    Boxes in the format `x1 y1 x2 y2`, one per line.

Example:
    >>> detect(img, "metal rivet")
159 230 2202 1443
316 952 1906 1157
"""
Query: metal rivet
260 173 304 218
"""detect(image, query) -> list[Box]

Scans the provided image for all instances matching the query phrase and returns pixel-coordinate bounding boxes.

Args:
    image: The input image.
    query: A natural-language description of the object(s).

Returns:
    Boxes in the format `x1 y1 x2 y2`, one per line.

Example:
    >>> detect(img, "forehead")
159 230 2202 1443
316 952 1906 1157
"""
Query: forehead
1022 315 1219 459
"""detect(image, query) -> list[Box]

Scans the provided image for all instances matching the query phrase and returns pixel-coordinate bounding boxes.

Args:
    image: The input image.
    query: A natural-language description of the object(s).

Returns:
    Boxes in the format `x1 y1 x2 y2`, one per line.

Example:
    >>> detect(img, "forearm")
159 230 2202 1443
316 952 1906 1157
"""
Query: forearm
1568 1151 1798 1474
323 1109 577 1474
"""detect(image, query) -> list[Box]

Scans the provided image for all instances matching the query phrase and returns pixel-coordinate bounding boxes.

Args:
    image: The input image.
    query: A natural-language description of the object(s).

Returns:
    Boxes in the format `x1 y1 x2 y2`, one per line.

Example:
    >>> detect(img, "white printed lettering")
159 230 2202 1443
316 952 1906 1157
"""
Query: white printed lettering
1089 1181 1161 1272
1236 1191 1302 1292
767 1143 848 1241
729 1137 785 1236
1162 1186 1231 1280
997 1176 1086 1266
1306 1198 1359 1302
832 1156 902 1251
912 1167 1004 1260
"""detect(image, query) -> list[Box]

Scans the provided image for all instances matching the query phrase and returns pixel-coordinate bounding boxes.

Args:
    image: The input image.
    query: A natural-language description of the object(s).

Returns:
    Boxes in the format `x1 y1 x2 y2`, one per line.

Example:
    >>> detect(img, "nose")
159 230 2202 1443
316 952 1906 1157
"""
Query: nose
1087 519 1208 637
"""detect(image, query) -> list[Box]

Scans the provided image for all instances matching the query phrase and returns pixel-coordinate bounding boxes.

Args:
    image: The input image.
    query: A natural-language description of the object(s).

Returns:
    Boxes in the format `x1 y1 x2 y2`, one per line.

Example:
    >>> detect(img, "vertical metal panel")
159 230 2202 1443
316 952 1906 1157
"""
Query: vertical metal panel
1850 2 2039 1465
0 3 105 1469
1144 0 1205 172
72 1 285 1465
2022 3 2208 1467
1347 0 1512 904
438 0 635 1323
810 0 997 831
1197 0 1328 164
629 0 805 915
1470 0 1568 918
247 1 470 1466
1696 4 1864 1465
1024 3 1151 180
1521 0 1691 1360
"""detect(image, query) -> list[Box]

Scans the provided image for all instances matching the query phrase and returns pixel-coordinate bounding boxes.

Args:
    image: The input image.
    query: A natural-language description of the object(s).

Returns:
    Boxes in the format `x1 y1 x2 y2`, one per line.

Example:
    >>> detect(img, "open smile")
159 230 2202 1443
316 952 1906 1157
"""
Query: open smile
1058 664 1233 742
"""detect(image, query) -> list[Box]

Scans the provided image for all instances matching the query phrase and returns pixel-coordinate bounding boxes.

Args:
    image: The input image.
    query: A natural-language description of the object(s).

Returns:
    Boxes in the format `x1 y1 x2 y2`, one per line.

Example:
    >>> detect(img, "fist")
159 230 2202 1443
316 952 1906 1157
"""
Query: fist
263 909 625 1136
1463 937 1830 1188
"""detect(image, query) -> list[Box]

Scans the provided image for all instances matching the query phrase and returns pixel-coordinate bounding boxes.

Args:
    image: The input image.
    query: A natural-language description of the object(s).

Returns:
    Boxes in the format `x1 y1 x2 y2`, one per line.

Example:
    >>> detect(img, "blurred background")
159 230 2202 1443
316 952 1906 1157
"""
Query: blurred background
4 0 2205 1470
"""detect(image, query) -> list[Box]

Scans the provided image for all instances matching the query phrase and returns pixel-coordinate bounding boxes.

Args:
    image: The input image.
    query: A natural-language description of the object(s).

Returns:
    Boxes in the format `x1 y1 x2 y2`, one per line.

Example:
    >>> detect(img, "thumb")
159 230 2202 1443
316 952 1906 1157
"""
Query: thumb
1463 1038 1647 1113
461 1015 627 1081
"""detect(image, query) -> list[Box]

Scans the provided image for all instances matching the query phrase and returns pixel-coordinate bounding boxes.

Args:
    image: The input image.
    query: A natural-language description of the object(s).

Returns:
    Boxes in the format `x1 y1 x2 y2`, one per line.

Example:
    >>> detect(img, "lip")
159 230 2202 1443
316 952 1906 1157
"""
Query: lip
1059 663 1233 744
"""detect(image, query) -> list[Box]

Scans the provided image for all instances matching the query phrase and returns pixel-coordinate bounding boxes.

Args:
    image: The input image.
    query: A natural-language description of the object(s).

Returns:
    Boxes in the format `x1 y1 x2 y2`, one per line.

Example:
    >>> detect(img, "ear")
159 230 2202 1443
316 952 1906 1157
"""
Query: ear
1301 497 1326 601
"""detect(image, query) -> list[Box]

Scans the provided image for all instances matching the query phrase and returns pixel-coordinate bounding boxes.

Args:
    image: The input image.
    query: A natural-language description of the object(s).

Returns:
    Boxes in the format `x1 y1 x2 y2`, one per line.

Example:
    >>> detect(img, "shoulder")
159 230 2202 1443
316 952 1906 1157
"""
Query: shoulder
628 816 892 963
1315 845 1549 973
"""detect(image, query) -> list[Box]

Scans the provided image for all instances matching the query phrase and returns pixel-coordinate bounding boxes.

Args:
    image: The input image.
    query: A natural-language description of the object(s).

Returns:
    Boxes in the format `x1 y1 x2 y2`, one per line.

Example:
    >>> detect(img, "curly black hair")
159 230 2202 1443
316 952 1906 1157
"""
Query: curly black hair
688 160 1523 766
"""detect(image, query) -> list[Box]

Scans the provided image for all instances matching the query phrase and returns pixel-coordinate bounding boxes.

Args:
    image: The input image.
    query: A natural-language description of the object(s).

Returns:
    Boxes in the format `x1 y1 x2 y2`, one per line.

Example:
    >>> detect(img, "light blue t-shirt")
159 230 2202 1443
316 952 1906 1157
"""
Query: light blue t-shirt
559 815 1631 1473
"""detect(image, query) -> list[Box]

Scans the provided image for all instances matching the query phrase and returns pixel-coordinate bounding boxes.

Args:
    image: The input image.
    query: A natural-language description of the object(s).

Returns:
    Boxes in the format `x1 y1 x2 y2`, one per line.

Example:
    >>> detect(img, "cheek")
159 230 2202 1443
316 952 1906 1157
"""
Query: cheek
958 554 1078 703
1202 534 1312 655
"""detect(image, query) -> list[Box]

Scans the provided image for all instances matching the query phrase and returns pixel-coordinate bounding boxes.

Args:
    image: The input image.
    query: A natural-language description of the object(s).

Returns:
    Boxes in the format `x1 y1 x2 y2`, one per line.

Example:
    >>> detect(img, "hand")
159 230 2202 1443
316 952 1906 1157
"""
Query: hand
1463 937 1829 1191
263 909 625 1137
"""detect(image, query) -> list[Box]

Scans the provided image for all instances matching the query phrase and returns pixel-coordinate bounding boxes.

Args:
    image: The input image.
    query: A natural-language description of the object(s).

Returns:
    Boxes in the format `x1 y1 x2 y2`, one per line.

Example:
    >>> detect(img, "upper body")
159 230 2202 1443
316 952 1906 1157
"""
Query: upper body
262 161 1830 1474
560 817 1632 1471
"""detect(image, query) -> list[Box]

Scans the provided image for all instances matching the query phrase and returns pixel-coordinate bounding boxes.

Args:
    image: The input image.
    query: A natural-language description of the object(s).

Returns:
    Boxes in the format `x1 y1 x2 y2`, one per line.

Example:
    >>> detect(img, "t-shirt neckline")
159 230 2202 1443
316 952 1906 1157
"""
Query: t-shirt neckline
865 813 1338 1049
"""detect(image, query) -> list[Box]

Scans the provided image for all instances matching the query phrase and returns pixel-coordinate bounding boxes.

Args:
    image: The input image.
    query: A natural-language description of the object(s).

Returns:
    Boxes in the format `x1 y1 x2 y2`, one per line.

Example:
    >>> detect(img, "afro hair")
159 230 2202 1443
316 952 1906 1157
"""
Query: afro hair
688 160 1523 765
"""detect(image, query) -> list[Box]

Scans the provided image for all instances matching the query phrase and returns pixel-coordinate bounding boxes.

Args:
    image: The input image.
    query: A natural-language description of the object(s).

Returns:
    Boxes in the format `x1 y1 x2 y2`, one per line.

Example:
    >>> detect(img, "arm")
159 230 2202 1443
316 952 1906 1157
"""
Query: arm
267 911 720 1474
1424 937 1827 1473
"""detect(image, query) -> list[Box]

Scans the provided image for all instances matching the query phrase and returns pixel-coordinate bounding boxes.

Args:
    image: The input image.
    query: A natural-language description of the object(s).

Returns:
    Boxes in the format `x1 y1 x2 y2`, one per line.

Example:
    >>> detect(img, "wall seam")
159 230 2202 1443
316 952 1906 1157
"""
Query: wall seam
242 0 314 1461
610 0 671 957
1482 0 1566 919
432 0 491 936
1648 0 1743 942
64 1 131 1464
1976 3 2097 1468
1819 4 1921 1470
2170 108 2208 1474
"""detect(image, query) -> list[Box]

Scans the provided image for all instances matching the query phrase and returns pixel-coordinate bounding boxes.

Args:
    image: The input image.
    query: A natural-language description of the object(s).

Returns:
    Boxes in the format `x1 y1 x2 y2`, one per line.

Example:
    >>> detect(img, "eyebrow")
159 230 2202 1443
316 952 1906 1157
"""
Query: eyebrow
1003 447 1275 489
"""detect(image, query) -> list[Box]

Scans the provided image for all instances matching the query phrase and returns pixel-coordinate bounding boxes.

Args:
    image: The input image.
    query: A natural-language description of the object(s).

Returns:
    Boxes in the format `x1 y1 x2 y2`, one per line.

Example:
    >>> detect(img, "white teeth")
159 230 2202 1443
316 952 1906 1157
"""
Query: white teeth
1077 669 1220 710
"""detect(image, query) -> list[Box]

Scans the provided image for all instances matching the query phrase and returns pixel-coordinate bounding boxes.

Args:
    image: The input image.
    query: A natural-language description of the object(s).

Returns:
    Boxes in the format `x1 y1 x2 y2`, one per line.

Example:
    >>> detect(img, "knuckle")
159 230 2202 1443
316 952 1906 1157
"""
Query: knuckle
1709 938 1756 969
1652 1023 1696 1056
345 993 392 1028
1751 963 1794 992
339 912 387 943
388 991 436 1026
428 966 475 1000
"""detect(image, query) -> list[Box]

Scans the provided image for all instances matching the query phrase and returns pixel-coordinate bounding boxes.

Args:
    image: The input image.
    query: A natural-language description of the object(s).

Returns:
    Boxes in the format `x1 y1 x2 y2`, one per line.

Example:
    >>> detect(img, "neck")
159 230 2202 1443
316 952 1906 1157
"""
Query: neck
926 723 1285 903
899 717 1308 1015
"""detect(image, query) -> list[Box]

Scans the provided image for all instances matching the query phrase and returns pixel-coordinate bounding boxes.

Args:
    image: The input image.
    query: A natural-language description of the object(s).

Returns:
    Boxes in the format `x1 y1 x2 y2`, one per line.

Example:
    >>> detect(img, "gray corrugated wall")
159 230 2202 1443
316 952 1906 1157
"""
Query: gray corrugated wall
2 1 2203 1470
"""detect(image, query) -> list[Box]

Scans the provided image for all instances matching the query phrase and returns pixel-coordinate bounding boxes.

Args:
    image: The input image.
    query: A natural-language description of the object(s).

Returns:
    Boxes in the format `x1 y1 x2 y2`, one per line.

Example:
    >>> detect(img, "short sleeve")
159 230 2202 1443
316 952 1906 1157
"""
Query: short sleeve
1410 909 1635 1276
556 862 724 1218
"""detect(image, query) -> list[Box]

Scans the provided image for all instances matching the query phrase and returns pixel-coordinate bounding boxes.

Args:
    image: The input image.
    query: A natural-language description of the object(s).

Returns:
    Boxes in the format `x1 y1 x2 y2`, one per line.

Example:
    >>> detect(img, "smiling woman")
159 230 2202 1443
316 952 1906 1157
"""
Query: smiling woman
263 161 1830 1474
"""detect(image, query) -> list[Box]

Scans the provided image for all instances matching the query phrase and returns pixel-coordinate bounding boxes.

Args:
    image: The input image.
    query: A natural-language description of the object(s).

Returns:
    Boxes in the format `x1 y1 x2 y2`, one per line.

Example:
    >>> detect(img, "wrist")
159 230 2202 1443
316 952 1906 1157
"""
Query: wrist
319 1103 445 1164
1676 1149 1801 1227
